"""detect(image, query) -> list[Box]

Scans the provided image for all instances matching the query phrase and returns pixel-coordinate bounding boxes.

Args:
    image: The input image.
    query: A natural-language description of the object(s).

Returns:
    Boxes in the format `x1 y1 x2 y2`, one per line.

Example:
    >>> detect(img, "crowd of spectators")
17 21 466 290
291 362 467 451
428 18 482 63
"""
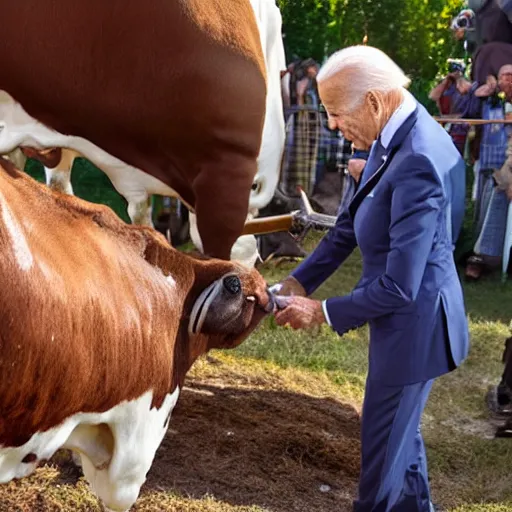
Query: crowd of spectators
280 1 512 286
429 0 512 282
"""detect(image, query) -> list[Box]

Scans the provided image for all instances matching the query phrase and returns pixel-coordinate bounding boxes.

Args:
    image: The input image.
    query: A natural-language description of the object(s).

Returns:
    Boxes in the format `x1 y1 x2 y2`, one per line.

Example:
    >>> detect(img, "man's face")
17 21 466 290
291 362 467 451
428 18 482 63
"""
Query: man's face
319 79 374 150
499 65 512 99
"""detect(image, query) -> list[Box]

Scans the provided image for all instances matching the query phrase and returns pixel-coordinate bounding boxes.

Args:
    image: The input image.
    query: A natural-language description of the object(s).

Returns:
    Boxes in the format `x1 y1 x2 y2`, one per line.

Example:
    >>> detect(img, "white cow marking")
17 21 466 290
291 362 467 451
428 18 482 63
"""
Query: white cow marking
189 211 261 268
0 387 180 512
45 167 74 195
0 191 33 271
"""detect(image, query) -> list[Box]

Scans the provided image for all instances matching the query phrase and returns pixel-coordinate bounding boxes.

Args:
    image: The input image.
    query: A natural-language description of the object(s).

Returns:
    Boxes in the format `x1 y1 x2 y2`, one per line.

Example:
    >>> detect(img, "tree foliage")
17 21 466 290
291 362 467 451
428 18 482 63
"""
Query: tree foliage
277 0 466 107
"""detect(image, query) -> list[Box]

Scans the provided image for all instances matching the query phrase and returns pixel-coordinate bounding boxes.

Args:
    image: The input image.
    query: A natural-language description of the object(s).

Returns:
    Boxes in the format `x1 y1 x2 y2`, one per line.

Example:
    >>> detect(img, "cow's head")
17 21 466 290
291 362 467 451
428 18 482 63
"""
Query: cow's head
184 258 273 362
142 233 274 386
186 260 273 350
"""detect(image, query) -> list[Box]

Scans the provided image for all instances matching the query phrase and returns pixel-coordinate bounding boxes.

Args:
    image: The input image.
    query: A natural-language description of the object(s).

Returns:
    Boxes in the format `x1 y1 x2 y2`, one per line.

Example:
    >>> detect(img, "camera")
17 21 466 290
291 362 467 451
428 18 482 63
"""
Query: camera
457 17 469 28
448 60 466 74
451 9 476 31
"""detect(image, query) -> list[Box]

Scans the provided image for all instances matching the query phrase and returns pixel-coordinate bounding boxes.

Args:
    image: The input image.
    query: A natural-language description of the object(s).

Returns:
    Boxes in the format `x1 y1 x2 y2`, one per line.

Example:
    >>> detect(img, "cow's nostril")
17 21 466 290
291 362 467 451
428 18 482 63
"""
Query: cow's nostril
223 275 241 295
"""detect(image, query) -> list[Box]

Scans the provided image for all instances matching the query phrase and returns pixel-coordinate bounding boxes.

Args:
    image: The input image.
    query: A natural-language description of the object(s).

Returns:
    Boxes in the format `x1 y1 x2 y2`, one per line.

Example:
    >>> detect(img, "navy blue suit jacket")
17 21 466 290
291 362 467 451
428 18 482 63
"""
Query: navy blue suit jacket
292 103 470 386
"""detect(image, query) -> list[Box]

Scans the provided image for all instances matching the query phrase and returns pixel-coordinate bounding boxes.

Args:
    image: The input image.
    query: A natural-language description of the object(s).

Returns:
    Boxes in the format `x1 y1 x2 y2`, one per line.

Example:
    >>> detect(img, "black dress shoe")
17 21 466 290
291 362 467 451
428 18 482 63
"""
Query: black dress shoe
495 419 512 438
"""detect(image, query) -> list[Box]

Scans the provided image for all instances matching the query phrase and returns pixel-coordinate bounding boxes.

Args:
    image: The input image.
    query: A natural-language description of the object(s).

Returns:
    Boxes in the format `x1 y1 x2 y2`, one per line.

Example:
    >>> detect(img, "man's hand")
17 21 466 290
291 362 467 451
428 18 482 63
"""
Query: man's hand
348 158 366 183
476 75 498 97
274 296 326 330
269 275 306 297
456 77 472 95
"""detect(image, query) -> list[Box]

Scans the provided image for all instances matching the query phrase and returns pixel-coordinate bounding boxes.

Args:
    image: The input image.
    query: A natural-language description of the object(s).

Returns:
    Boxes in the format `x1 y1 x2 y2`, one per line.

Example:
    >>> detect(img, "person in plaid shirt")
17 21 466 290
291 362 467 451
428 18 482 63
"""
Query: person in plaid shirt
281 58 322 197
466 64 512 280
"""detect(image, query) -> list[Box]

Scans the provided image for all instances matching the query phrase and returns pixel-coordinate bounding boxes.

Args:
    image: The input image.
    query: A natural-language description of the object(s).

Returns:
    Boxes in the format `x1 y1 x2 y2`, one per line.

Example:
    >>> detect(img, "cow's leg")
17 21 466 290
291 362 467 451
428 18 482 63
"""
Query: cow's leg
107 174 154 227
45 167 74 195
189 211 260 268
4 148 27 170
127 196 154 227
44 149 77 195
68 389 179 512
193 157 256 260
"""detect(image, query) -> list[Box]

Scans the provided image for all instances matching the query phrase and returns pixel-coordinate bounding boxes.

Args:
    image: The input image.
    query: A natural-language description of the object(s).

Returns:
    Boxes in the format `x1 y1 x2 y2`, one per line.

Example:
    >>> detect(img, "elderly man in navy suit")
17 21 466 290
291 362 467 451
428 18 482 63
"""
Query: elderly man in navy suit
272 46 470 512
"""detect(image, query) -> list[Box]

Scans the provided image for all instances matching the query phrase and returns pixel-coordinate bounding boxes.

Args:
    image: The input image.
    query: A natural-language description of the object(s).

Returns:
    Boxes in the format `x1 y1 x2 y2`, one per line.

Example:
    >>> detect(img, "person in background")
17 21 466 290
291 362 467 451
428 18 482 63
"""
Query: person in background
452 0 512 58
429 60 474 155
429 60 472 115
270 45 469 512
452 1 512 87
488 336 512 418
465 64 512 280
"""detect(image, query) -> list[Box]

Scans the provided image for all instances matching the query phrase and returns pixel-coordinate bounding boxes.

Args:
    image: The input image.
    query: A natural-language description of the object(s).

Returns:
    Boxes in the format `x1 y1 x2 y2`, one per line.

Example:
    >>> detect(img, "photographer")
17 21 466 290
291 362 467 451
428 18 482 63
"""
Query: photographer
429 60 472 116
429 60 475 155
452 1 512 86
452 1 512 55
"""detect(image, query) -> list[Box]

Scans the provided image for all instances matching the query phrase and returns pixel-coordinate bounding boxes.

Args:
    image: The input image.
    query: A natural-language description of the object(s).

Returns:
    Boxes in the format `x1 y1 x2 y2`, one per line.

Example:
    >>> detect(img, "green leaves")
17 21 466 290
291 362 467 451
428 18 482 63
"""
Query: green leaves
278 0 466 108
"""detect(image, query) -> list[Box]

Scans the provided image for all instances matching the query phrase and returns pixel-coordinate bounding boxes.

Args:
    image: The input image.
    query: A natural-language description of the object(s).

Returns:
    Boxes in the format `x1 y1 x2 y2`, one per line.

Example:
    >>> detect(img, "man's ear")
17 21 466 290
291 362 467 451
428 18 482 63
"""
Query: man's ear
366 91 380 115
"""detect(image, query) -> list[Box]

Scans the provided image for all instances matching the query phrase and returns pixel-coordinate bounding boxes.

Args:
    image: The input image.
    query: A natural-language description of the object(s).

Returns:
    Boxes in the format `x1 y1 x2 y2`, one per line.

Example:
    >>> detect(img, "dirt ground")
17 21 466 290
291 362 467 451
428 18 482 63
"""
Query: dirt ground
0 369 361 512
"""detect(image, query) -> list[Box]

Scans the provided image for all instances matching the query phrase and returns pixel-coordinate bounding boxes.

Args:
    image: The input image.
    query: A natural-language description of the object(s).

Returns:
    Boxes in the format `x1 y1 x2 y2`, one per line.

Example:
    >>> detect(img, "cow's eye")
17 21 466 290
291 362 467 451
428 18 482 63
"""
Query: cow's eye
251 180 262 194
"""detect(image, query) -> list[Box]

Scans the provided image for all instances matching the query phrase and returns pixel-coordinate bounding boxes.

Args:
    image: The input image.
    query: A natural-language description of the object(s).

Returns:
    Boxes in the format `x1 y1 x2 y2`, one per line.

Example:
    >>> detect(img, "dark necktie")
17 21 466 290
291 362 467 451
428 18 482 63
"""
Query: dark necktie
359 138 386 187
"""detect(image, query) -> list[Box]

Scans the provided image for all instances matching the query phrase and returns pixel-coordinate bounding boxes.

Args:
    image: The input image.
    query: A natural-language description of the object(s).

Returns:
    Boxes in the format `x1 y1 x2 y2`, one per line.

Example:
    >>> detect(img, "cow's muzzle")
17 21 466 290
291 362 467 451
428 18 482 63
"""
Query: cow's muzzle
188 273 273 336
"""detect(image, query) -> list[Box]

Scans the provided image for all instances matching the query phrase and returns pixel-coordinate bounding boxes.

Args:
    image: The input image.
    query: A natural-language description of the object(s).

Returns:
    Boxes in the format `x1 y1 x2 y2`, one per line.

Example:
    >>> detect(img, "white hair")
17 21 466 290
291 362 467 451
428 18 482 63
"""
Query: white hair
317 45 411 112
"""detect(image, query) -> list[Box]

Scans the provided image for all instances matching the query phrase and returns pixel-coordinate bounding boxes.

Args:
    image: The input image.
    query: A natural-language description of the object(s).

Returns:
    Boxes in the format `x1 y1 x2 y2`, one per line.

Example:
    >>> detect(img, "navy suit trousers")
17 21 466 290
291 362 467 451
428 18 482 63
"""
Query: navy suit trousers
353 379 434 512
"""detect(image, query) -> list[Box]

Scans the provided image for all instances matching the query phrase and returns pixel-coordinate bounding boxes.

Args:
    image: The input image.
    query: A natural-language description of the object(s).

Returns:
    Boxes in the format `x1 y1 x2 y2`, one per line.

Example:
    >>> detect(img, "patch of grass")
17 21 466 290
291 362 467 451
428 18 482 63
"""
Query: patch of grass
237 241 368 400
451 506 512 512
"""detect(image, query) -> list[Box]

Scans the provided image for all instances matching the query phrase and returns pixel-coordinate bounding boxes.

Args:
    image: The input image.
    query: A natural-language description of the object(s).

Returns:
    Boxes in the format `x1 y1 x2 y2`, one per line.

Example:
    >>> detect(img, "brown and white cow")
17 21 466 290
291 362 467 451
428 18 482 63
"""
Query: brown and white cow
0 0 267 261
0 157 273 511
0 0 287 268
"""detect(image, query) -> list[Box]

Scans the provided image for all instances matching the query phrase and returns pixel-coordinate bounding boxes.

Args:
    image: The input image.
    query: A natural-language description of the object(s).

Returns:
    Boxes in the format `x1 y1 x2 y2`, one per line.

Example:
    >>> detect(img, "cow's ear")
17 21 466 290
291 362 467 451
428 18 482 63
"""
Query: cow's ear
188 273 245 335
